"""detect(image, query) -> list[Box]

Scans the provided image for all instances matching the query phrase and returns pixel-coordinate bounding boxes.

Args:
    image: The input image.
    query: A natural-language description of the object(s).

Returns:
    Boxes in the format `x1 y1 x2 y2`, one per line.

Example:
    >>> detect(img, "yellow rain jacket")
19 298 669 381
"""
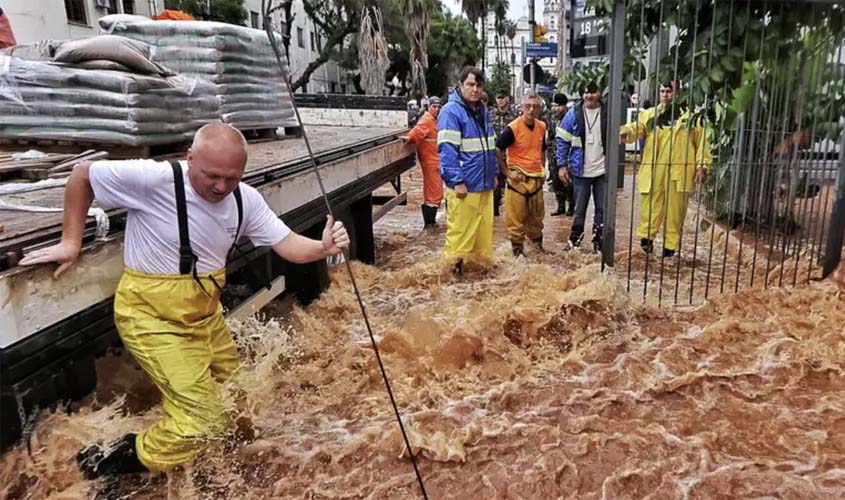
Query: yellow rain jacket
621 106 712 250
622 106 712 194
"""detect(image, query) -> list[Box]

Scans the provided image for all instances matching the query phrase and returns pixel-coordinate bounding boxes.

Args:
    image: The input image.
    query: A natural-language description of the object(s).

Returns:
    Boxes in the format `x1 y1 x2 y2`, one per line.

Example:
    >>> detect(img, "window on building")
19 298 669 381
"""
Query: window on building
65 0 87 24
104 0 119 15
316 34 322 52
310 32 316 51
511 52 516 65
341 84 347 94
297 27 304 48
250 11 260 28
122 0 134 14
330 82 337 93
302 83 308 93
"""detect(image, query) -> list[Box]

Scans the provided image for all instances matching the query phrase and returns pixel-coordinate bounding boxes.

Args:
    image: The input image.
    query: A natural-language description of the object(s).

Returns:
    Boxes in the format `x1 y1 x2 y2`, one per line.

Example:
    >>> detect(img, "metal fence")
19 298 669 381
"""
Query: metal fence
600 0 845 306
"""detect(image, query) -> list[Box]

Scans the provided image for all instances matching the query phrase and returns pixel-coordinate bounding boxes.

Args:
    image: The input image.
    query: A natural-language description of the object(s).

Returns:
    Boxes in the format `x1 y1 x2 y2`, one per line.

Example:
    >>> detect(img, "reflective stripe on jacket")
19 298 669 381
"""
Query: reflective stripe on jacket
437 89 498 192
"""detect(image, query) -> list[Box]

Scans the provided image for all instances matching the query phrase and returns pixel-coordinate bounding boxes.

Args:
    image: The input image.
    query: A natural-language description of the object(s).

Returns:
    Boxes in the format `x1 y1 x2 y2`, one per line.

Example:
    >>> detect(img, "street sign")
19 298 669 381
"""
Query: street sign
536 85 555 94
525 42 558 58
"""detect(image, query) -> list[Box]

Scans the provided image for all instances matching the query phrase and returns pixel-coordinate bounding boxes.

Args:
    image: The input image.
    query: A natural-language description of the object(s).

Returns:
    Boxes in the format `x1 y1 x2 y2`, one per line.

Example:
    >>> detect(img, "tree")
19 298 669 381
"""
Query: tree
164 0 247 25
587 0 845 226
462 0 489 72
358 4 391 94
291 0 363 92
426 10 481 97
397 0 437 98
487 62 512 97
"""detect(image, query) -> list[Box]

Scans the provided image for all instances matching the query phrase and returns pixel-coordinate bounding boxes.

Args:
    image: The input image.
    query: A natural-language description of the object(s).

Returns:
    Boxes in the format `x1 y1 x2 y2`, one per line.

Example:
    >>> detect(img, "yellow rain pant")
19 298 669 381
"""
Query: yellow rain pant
504 175 545 244
113 268 240 473
636 177 691 251
444 188 494 263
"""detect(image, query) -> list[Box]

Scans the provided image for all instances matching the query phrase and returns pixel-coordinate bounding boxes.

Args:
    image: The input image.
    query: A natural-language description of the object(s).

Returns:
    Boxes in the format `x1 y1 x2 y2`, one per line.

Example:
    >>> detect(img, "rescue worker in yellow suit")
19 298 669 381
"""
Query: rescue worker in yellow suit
495 92 548 256
620 82 712 257
19 123 350 478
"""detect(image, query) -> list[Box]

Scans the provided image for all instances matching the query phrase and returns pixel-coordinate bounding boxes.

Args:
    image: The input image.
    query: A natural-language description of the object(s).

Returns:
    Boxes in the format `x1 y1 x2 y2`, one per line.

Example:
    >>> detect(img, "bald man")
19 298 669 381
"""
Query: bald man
20 123 350 478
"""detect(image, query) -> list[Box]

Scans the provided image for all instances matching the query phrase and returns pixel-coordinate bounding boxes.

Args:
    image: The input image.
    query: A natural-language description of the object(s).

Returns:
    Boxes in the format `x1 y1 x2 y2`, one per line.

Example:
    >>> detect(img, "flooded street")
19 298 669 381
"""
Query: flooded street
3 170 845 499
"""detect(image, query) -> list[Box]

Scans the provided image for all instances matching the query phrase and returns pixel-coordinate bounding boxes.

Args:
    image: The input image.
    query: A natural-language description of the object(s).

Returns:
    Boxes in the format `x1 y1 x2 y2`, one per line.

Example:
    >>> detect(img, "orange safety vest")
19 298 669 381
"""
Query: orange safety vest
506 117 546 177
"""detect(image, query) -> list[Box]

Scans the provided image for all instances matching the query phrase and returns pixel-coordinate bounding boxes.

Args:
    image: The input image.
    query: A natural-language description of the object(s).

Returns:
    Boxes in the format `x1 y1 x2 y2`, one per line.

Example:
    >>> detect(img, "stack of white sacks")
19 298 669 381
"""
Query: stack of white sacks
0 36 220 146
99 14 297 131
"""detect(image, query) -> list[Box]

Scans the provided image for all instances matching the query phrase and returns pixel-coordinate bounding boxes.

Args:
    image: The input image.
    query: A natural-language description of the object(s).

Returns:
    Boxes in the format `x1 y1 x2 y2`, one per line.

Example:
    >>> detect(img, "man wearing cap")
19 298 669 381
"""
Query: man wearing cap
548 93 574 216
491 91 519 216
402 96 444 228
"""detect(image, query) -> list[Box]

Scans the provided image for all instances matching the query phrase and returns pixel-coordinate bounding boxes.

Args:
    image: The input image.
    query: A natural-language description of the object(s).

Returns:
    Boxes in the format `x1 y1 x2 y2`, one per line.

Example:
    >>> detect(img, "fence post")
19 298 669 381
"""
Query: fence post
822 133 845 278
602 0 626 271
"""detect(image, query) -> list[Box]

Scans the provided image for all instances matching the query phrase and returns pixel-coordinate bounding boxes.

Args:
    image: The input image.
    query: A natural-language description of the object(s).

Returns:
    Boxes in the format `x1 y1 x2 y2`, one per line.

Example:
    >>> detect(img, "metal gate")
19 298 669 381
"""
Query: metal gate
598 0 845 305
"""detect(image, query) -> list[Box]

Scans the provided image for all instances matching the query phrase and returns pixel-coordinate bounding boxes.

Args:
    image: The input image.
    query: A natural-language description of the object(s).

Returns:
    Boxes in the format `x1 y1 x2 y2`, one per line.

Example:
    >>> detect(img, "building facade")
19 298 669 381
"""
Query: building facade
5 0 351 94
4 0 156 44
241 0 352 94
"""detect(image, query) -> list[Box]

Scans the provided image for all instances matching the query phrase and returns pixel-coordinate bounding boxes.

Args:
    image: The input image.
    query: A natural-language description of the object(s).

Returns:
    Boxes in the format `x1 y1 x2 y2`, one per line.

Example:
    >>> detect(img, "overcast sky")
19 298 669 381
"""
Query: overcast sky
441 0 546 23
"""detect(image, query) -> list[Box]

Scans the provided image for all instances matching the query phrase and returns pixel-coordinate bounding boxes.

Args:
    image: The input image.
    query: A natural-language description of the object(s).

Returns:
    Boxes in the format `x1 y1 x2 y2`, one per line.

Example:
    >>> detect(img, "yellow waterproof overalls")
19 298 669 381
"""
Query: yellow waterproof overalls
115 161 242 472
621 107 712 250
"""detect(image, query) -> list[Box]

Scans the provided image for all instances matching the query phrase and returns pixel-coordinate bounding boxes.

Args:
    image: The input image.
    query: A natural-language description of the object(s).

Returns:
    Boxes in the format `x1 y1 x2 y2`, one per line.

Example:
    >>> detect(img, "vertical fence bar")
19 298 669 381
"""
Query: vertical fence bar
602 0 626 271
822 133 845 278
810 34 844 280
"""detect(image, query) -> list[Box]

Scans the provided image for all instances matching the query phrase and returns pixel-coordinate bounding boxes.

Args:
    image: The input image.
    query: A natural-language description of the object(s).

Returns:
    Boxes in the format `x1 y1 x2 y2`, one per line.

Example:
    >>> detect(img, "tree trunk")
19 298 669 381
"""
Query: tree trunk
481 17 486 74
290 24 355 92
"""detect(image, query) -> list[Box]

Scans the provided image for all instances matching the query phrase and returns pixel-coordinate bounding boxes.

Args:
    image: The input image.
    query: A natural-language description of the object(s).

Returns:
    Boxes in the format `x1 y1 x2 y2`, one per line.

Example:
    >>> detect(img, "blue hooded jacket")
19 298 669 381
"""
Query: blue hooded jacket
437 89 498 192
556 100 608 177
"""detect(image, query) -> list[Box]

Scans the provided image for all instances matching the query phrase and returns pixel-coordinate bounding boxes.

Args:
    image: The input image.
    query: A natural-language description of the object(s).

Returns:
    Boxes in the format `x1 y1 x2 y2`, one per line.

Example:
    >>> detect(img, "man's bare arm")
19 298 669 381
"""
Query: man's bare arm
271 216 349 264
19 162 94 278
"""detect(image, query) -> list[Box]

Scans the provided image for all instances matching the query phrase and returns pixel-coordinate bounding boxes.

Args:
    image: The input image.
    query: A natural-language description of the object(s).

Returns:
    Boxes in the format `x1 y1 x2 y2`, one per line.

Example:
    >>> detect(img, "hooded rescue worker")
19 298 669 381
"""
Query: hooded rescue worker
496 92 548 256
402 96 444 228
19 123 350 478
620 81 712 257
491 91 520 216
438 66 498 270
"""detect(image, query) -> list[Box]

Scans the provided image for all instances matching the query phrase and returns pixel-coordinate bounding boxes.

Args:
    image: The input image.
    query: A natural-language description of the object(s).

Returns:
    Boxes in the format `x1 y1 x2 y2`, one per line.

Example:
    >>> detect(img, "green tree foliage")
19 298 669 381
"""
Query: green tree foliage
487 62 512 98
425 10 481 98
164 0 247 25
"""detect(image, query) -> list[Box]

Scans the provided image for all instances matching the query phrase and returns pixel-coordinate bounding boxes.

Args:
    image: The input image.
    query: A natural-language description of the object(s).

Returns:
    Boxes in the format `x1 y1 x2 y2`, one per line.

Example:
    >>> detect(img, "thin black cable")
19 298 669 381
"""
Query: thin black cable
261 3 429 498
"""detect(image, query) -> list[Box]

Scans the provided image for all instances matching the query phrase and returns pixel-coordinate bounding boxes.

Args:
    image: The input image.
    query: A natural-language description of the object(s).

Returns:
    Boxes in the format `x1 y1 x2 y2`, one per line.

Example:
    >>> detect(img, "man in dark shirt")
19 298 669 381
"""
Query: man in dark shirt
495 93 548 256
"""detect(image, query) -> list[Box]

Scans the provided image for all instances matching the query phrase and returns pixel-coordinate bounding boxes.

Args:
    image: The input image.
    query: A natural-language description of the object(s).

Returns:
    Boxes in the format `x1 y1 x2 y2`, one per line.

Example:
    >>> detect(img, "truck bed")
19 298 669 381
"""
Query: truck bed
0 125 403 254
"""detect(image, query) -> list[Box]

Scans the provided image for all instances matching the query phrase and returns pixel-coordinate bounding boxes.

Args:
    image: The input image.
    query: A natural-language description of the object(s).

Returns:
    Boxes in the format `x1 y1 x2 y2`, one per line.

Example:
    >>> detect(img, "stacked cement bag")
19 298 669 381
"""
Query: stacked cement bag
99 15 296 131
0 37 220 146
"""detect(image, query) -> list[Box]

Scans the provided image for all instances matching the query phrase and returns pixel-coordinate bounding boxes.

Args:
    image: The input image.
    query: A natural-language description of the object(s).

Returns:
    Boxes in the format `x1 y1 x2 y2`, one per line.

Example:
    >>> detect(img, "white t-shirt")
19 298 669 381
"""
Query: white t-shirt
582 106 606 178
89 159 291 274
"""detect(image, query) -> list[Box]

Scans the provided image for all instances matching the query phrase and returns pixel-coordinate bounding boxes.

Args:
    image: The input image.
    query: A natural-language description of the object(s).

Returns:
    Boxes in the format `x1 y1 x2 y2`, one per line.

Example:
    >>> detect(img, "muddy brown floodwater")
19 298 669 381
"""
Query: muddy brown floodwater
2 171 845 500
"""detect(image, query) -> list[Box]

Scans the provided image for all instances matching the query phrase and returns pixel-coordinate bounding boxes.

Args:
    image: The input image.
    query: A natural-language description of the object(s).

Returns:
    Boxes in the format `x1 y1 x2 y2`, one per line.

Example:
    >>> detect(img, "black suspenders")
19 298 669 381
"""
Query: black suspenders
169 161 243 293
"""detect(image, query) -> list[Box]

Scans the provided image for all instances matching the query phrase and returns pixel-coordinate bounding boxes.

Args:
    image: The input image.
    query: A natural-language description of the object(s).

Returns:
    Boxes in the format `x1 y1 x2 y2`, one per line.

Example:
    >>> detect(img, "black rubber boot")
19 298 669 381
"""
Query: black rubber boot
77 433 147 480
592 225 603 253
662 248 676 258
551 204 566 216
532 236 544 252
641 238 654 254
512 242 525 257
421 205 437 228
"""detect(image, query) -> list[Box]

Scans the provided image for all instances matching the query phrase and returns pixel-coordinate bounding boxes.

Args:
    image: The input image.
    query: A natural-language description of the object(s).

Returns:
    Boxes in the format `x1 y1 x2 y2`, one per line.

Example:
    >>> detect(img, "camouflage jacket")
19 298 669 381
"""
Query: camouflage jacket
491 106 520 136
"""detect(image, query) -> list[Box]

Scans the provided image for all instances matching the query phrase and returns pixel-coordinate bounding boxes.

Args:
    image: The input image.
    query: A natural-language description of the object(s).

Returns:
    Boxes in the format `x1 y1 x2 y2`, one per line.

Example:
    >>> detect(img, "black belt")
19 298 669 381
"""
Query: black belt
506 180 543 199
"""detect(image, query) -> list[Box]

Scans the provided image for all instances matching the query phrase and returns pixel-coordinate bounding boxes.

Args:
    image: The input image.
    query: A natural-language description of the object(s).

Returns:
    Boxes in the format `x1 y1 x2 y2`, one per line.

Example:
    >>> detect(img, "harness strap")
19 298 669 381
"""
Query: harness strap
170 161 195 276
506 181 544 199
